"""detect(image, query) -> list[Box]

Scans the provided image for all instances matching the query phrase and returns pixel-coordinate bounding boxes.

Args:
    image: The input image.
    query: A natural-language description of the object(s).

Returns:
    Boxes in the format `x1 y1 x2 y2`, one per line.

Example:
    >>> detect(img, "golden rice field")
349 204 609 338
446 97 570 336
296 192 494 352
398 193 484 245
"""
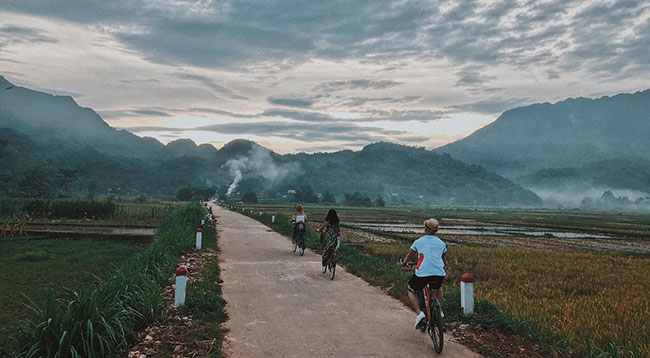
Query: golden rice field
364 242 650 356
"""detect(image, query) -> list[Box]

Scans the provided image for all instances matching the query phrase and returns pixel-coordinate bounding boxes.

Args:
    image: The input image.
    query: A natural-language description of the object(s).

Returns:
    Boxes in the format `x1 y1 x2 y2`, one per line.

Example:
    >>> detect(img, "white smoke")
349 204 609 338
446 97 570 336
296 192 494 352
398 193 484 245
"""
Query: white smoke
223 146 299 196
225 158 247 196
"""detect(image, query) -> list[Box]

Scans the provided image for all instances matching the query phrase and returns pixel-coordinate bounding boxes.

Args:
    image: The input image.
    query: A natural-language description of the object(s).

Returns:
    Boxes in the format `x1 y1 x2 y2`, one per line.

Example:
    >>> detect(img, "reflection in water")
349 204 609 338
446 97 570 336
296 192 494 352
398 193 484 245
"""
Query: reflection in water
345 222 612 239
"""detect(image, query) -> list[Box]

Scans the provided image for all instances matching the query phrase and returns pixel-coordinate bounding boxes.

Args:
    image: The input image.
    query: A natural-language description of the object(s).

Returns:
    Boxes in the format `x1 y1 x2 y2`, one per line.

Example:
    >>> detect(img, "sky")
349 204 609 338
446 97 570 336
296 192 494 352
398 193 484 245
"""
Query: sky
1 0 649 154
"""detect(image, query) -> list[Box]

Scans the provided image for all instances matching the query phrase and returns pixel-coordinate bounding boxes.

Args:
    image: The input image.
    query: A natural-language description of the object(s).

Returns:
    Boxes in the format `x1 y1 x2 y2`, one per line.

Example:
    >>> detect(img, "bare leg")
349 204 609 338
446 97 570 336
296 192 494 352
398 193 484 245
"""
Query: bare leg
436 287 445 315
408 290 422 313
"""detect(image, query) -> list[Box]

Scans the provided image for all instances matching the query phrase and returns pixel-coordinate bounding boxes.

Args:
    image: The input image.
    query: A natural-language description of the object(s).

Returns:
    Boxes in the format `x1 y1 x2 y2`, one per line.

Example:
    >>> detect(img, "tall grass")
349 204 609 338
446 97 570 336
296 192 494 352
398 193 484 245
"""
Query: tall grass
9 203 205 357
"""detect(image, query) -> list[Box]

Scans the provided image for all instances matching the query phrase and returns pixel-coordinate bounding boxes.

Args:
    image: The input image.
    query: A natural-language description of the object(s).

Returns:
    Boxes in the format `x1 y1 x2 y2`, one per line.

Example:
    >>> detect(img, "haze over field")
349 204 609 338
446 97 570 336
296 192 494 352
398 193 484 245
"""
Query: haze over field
1 1 650 153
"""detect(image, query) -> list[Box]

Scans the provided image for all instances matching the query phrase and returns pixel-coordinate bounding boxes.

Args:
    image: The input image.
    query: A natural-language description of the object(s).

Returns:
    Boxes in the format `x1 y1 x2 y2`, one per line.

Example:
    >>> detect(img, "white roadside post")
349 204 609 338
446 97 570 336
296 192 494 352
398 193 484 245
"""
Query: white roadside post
195 228 203 250
460 273 475 316
175 266 188 306
272 215 276 223
259 211 262 216
201 216 205 226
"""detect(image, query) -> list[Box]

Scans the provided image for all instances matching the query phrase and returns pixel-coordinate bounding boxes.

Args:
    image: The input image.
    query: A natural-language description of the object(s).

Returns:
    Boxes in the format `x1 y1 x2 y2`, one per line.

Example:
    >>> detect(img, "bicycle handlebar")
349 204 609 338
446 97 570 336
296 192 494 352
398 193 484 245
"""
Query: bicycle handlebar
398 258 417 267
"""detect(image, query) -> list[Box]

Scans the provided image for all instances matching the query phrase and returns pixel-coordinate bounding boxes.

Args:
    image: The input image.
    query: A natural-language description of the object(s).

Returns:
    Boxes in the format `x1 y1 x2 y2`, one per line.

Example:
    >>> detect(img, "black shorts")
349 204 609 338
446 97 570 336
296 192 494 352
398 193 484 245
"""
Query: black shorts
408 274 444 293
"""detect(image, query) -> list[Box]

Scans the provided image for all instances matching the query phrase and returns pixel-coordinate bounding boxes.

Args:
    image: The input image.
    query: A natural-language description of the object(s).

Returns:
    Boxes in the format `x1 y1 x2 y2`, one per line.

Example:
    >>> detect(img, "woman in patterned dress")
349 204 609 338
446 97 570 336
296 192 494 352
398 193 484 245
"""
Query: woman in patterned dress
317 209 341 268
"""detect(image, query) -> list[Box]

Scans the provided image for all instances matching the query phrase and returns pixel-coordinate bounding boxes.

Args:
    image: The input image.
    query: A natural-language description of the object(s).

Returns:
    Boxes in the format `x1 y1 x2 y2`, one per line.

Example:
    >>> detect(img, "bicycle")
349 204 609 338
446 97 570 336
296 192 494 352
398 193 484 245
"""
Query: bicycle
292 222 306 256
399 259 444 354
322 246 336 280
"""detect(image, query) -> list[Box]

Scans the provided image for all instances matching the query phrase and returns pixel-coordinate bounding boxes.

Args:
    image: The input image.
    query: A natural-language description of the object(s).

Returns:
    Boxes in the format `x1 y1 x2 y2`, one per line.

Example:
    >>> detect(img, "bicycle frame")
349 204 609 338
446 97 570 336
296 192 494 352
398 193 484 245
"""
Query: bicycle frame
423 284 433 321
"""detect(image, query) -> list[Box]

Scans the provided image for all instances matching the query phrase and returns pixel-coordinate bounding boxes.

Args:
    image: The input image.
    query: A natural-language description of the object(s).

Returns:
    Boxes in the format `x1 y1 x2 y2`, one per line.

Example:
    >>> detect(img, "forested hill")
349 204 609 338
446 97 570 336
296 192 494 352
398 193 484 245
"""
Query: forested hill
0 76 540 206
285 142 541 206
437 90 650 196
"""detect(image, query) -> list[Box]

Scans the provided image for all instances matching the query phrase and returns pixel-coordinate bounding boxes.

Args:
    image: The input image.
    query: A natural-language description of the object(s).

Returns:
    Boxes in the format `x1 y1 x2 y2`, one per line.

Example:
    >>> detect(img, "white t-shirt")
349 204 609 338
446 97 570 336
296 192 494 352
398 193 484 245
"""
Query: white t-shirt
410 235 446 277
293 214 306 223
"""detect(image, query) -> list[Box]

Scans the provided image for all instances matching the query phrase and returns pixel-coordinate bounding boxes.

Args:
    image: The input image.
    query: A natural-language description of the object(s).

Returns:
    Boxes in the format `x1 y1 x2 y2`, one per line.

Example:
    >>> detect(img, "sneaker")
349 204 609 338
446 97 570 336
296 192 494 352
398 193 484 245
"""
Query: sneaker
414 311 426 329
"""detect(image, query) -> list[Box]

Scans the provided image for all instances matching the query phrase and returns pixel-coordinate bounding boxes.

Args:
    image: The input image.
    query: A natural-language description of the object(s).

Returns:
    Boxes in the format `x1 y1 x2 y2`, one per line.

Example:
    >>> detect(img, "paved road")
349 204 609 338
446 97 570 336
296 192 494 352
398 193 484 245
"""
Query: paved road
213 203 481 358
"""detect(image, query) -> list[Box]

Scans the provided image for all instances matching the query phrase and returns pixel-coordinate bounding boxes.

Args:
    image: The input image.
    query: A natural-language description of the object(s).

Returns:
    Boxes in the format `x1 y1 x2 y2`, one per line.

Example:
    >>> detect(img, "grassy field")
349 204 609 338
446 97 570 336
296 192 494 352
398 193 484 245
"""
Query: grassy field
0 198 182 227
227 202 650 357
3 203 206 357
0 236 143 344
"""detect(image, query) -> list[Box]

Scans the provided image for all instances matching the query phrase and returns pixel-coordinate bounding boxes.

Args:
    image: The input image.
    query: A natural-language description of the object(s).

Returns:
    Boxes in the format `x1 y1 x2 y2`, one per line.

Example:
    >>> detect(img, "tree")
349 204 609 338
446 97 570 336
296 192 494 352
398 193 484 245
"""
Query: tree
344 192 373 207
322 191 336 204
374 195 385 207
176 187 193 201
294 185 319 203
18 166 54 198
194 187 216 201
242 192 258 204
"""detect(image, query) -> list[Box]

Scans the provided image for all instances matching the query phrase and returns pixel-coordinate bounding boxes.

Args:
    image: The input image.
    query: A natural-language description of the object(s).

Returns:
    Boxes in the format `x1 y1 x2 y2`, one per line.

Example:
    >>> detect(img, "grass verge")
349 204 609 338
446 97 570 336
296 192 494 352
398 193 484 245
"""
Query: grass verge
178 221 227 357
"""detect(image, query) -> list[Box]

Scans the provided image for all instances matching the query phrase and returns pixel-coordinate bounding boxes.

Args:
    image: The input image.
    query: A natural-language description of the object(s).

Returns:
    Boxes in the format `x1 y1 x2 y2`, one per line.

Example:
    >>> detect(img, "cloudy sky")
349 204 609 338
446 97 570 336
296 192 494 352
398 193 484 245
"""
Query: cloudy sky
1 0 649 153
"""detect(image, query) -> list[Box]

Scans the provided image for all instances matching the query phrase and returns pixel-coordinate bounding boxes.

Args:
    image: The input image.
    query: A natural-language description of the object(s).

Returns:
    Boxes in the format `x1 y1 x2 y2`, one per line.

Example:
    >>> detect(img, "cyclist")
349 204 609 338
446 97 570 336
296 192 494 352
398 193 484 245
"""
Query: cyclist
400 218 446 329
316 209 341 268
290 204 307 244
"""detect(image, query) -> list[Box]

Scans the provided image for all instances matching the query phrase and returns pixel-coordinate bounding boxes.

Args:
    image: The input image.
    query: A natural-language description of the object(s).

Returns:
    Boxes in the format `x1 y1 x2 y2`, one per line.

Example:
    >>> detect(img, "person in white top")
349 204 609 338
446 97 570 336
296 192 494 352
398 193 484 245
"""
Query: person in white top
290 204 307 243
400 218 446 329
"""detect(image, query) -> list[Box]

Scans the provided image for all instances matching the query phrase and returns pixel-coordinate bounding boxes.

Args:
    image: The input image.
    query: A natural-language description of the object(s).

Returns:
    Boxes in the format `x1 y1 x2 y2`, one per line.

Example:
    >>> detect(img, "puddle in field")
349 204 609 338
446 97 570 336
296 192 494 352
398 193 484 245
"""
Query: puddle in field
345 222 612 239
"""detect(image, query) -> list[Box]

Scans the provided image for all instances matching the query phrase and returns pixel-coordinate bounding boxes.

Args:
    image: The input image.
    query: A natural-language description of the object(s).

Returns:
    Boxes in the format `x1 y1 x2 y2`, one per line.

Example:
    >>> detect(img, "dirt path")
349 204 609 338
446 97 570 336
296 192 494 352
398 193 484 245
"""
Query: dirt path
213 204 481 357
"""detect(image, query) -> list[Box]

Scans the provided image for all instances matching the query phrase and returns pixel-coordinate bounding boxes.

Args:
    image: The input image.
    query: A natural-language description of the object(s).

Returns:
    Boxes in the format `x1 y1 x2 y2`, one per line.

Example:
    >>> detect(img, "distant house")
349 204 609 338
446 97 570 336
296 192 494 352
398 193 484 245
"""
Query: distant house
287 189 296 194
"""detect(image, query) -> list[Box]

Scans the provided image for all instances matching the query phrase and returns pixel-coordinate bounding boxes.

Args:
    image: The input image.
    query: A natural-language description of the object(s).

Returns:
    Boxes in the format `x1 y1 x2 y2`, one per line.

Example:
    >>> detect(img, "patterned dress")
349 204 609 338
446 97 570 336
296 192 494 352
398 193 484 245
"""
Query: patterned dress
322 222 339 265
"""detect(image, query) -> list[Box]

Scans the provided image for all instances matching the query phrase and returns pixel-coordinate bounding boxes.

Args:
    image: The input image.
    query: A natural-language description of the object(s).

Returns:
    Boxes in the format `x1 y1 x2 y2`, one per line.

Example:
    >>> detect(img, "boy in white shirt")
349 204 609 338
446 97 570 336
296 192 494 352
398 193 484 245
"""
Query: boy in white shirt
401 218 446 329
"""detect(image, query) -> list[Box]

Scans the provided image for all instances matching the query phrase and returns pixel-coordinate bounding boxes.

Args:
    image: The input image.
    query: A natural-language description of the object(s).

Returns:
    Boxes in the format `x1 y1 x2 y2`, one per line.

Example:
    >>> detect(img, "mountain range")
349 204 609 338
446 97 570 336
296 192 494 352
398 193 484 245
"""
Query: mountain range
439 90 650 204
2 75 648 207
0 76 540 206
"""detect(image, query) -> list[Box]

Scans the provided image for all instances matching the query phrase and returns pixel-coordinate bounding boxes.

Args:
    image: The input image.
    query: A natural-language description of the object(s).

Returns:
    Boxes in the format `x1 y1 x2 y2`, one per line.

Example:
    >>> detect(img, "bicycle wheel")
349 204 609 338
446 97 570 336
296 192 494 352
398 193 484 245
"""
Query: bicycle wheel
299 235 305 256
329 261 336 280
428 300 444 353
292 240 297 252
322 263 327 273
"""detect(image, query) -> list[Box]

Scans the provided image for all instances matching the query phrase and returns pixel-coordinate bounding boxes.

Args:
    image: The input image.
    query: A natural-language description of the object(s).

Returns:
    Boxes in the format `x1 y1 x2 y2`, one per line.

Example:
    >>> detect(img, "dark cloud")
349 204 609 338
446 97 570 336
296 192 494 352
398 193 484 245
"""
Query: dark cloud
0 24 58 48
3 0 649 81
314 79 402 92
260 109 334 122
424 0 650 80
122 120 407 144
267 96 313 108
455 65 496 88
330 96 420 107
173 72 248 100
359 109 448 122
451 97 533 115
100 107 177 119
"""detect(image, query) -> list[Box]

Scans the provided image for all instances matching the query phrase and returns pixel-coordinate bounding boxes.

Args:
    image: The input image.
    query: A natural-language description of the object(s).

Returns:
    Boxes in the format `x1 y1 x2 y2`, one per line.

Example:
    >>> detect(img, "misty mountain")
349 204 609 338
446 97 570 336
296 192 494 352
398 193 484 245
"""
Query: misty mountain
286 142 541 206
438 90 650 201
0 76 540 206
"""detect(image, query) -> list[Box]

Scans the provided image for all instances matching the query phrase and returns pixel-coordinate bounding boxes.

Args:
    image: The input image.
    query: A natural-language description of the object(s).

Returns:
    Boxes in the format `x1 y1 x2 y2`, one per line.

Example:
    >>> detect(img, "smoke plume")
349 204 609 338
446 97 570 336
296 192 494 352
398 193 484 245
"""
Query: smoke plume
223 146 299 196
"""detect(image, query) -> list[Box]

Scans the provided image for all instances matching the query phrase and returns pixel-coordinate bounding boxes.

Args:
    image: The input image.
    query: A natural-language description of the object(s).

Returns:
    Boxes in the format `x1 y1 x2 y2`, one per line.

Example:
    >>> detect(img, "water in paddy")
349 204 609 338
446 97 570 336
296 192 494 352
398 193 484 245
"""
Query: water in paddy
346 222 612 239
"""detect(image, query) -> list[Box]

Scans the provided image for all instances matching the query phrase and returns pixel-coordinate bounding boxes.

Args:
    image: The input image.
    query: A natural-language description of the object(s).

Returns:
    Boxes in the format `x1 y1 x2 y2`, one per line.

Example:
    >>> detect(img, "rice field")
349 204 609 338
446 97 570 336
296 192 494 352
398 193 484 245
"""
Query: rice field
0 236 144 342
363 242 650 356
231 202 650 356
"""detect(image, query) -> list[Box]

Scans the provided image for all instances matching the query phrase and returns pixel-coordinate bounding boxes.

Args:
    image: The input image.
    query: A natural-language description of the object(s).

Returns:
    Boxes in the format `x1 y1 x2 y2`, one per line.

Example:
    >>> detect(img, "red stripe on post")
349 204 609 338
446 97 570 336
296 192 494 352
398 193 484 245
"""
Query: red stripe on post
176 266 188 276
461 273 474 283
197 228 202 232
